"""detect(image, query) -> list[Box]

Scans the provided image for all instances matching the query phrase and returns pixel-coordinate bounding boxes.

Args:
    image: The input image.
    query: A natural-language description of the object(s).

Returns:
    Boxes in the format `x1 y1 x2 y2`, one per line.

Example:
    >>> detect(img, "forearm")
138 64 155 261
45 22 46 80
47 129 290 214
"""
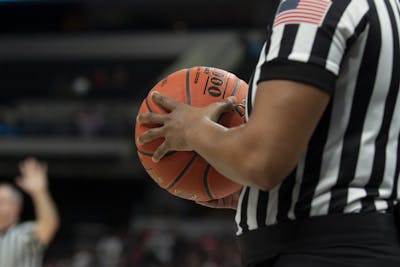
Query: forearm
31 190 60 243
187 117 276 190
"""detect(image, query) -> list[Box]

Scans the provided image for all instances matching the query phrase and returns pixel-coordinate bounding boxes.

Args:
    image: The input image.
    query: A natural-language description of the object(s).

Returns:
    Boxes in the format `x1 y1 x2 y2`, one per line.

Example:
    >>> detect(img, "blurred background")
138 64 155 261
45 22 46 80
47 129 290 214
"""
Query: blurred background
0 1 273 266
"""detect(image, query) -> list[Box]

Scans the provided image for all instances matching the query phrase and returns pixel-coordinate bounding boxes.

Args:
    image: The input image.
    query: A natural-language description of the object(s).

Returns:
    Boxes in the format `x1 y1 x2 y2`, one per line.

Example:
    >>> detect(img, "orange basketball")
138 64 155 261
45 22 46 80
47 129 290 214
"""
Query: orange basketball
135 66 247 201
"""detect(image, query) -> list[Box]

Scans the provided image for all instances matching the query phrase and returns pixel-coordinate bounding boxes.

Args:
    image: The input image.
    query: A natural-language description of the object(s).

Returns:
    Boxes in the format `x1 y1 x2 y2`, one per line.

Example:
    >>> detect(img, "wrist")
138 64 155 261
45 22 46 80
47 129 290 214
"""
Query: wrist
29 188 49 198
185 116 209 149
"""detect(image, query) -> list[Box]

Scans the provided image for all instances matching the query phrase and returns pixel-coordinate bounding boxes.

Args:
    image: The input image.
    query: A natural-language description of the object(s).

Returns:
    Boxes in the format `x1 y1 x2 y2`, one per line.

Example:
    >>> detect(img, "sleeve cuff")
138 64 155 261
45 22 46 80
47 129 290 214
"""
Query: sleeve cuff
259 59 337 95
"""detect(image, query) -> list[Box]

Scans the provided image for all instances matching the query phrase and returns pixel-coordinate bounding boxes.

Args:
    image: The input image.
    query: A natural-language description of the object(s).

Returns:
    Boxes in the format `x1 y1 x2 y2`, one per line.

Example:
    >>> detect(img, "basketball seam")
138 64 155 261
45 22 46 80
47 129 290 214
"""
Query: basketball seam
145 98 153 112
166 153 198 190
203 164 214 200
221 74 230 99
185 69 191 105
137 150 153 157
203 76 210 95
230 77 241 97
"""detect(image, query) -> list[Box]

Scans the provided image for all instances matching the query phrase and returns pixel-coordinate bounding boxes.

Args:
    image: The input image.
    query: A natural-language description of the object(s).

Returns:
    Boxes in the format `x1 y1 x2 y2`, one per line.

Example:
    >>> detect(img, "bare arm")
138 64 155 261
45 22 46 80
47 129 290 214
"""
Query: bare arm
16 158 60 245
138 80 330 191
186 80 330 190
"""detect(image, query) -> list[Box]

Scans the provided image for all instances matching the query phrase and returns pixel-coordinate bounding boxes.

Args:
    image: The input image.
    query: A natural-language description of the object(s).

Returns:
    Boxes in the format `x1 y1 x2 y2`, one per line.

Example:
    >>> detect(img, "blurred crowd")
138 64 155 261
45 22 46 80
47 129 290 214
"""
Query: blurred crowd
0 2 268 267
43 220 241 267
0 102 135 138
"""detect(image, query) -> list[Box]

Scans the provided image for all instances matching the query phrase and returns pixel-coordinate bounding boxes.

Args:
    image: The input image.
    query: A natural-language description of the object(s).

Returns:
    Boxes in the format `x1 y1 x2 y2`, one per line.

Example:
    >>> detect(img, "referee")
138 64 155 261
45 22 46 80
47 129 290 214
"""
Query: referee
137 0 400 266
0 158 59 267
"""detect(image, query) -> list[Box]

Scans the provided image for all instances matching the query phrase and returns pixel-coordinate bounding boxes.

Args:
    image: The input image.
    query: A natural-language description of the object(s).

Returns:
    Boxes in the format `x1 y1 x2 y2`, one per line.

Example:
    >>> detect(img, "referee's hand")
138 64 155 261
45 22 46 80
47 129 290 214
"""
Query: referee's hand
15 158 48 196
195 189 241 210
137 92 237 163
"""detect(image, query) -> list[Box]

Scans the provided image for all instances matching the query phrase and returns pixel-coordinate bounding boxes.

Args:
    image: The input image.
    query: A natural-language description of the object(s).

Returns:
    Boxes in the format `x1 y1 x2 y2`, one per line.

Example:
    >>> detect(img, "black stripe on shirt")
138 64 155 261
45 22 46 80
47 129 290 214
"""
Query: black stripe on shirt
362 0 400 212
308 0 352 67
246 74 255 116
247 24 274 118
295 102 333 218
390 133 400 202
239 187 250 232
276 169 297 223
345 15 369 53
329 0 382 213
259 59 337 94
256 191 269 228
277 24 299 59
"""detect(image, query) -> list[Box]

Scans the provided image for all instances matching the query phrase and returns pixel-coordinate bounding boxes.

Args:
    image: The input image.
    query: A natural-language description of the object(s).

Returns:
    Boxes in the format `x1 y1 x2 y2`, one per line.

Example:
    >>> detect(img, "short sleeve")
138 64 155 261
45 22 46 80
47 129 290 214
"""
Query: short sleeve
259 0 370 94
15 221 45 250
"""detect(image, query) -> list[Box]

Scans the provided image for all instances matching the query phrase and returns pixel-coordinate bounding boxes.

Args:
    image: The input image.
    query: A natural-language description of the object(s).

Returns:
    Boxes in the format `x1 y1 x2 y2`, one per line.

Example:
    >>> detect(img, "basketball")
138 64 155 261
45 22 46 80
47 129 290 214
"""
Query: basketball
135 66 248 201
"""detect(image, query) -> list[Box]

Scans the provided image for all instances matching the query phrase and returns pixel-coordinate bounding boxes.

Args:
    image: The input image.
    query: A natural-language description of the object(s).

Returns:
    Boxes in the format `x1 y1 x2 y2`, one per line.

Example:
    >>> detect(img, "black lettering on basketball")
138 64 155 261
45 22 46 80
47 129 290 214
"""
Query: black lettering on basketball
210 77 224 87
233 99 247 118
234 103 246 118
208 86 222 97
194 69 201 84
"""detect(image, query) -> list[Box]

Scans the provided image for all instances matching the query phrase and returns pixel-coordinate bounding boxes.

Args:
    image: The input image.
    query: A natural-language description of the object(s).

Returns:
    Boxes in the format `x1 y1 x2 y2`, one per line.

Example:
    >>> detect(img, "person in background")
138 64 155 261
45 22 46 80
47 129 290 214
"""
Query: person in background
0 158 60 267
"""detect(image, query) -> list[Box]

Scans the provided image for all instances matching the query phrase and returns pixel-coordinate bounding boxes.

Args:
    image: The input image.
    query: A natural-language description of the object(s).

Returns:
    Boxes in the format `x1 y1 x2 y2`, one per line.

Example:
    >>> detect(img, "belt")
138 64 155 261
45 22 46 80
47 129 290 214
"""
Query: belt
237 212 399 267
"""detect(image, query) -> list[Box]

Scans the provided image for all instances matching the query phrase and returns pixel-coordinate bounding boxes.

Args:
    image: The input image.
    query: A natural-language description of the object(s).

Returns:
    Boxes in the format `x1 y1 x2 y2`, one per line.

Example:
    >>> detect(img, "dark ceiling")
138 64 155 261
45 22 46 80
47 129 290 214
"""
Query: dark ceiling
0 1 277 34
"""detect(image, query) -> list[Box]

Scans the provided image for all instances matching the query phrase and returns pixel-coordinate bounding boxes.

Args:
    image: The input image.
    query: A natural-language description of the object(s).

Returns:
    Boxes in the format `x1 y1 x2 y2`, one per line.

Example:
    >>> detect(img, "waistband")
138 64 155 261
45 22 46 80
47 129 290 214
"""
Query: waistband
237 212 400 267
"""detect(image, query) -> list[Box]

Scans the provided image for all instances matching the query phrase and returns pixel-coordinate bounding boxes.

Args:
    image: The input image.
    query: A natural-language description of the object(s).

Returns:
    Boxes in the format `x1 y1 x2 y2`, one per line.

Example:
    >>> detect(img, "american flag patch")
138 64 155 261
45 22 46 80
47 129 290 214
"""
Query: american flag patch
273 0 332 28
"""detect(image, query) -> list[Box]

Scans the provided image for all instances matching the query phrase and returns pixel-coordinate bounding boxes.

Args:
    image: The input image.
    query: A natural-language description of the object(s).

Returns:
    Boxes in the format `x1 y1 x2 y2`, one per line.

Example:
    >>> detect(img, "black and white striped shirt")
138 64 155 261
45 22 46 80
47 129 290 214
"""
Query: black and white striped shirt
236 0 400 235
0 222 44 267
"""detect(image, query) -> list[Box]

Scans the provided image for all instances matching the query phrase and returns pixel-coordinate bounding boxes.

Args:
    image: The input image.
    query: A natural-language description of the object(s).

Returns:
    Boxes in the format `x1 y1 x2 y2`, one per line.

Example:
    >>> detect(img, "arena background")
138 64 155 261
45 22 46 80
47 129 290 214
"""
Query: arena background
0 1 272 266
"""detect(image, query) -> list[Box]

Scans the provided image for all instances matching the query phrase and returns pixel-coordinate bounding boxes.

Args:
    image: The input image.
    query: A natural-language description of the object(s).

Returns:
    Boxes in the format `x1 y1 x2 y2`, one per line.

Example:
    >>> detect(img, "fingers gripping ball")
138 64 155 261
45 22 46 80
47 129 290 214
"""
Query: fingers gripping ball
135 67 248 202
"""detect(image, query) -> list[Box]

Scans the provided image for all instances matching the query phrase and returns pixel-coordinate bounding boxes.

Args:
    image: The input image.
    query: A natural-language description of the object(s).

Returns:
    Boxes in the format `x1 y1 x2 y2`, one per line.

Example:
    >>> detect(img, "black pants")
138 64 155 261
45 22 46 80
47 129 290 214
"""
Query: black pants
255 242 400 267
239 210 400 267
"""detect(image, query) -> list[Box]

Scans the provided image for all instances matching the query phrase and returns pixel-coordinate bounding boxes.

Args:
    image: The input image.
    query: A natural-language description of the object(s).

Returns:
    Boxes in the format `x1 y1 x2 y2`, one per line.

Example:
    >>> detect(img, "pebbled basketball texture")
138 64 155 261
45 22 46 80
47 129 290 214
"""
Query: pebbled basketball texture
135 66 248 201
